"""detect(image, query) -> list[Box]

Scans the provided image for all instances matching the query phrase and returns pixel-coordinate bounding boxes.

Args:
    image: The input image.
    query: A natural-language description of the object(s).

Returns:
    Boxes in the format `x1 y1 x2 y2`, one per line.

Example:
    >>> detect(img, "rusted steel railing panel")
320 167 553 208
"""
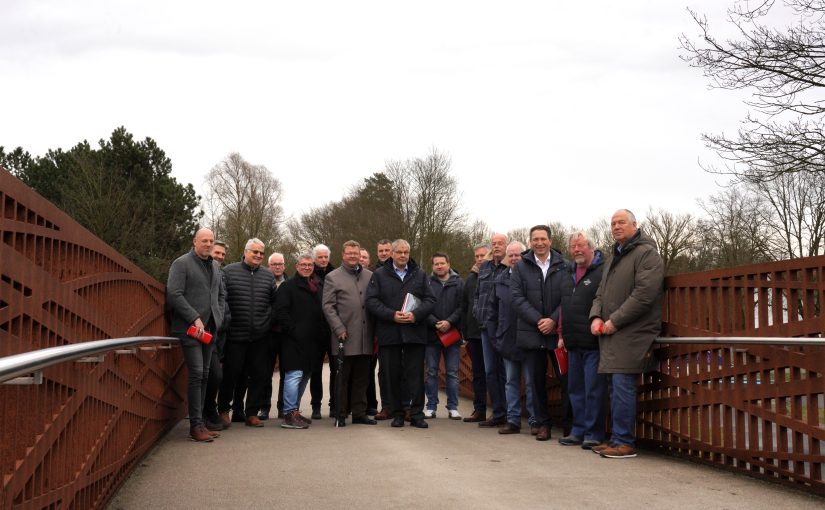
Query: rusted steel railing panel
0 168 185 510
647 257 825 494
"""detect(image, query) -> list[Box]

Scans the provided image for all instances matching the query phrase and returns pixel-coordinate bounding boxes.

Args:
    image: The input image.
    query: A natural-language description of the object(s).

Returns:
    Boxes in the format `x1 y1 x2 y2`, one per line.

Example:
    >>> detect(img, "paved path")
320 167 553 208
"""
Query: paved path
110 373 824 510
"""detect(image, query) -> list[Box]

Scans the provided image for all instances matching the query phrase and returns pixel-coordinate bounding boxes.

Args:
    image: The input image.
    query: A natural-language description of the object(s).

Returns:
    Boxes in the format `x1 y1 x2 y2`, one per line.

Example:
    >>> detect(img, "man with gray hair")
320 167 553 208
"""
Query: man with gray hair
590 209 664 459
558 231 607 449
310 243 337 419
366 239 436 428
217 238 277 427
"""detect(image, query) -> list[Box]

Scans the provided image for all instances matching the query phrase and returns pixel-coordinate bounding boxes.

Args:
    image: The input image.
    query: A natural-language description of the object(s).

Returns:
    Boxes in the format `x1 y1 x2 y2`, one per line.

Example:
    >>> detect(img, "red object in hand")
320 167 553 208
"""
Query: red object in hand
187 325 213 345
598 324 605 333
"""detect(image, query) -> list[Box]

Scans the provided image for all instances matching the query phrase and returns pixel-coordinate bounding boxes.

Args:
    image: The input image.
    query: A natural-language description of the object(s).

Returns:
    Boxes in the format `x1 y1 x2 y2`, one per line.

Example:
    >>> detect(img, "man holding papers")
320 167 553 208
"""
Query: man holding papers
366 239 436 428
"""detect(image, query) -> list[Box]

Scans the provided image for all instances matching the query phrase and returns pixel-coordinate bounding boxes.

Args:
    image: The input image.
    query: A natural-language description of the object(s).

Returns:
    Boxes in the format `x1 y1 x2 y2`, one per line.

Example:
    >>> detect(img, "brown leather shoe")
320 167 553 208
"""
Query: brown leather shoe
219 411 232 428
535 425 551 441
203 425 220 438
591 442 611 454
404 409 412 423
245 415 264 427
189 426 214 442
498 423 521 435
530 426 539 436
478 416 507 428
463 410 485 423
374 408 391 420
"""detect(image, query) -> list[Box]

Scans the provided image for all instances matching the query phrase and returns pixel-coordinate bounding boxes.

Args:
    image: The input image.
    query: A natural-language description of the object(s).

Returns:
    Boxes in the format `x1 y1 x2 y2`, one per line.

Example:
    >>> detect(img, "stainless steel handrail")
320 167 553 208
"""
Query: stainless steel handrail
655 336 825 346
0 336 178 384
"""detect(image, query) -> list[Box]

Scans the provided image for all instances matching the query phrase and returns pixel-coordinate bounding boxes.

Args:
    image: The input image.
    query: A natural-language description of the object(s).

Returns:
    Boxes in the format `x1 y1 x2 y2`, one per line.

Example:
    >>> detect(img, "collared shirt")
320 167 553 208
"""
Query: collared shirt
534 253 550 280
393 264 409 281
274 275 286 289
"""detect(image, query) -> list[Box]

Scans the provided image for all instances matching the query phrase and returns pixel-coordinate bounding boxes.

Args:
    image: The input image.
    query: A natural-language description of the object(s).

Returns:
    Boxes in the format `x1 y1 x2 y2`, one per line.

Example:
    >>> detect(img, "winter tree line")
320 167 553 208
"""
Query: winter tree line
2 0 824 281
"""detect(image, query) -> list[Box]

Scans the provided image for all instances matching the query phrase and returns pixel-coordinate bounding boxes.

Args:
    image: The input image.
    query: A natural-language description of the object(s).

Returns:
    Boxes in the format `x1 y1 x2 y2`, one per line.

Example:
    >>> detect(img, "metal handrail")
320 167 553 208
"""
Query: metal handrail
0 336 178 384
654 336 825 346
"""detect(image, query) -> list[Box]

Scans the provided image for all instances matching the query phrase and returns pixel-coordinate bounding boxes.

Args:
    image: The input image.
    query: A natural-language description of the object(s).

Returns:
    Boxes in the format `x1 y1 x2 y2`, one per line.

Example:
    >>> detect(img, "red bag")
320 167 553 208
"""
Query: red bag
437 327 462 347
554 347 568 375
187 325 213 345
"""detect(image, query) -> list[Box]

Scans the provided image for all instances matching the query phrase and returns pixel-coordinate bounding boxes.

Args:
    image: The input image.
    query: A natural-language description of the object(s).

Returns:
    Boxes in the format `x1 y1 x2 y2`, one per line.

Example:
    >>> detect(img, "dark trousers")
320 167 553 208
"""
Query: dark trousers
260 336 284 414
549 348 573 434
310 342 337 411
337 355 371 419
466 338 487 414
203 350 223 421
379 343 425 420
378 352 391 408
218 339 270 417
180 335 214 427
523 349 551 426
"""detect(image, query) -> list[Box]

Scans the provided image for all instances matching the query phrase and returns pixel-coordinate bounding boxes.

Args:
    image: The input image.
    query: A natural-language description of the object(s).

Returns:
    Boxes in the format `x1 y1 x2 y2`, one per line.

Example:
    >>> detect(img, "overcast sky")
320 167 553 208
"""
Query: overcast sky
2 1 758 234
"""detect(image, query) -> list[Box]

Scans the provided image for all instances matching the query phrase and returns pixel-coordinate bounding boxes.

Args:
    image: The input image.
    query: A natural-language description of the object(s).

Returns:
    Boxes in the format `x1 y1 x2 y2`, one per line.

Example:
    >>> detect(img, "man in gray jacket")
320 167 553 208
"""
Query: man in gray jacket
590 209 664 459
322 240 376 426
166 227 226 442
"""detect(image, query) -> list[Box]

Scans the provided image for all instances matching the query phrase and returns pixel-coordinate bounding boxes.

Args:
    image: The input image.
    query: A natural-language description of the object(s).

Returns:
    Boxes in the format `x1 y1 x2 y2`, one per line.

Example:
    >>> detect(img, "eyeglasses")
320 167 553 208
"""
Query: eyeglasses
269 262 285 266
297 263 314 268
248 249 264 255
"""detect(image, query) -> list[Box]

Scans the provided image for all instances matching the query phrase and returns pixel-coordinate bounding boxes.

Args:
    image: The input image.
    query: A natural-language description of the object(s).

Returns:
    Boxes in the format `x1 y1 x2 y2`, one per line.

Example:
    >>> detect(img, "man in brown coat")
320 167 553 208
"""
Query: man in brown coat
322 240 376 426
590 209 664 459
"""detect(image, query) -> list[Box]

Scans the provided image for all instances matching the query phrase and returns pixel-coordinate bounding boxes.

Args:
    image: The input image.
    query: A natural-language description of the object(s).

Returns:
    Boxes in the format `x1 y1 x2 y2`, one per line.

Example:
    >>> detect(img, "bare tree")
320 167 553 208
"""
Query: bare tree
586 217 614 252
746 169 825 258
642 208 697 275
384 148 467 263
202 152 284 258
696 186 773 268
681 1 825 182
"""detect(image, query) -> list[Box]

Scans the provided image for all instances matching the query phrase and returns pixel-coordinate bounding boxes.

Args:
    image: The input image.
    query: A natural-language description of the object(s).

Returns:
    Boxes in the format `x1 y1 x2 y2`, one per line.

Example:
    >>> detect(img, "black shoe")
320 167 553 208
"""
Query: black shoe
581 439 602 450
391 417 405 427
353 416 378 425
311 408 322 420
335 418 346 427
558 435 583 446
277 410 285 419
498 423 521 435
205 420 225 432
258 410 270 421
367 408 378 416
231 411 246 423
411 418 429 429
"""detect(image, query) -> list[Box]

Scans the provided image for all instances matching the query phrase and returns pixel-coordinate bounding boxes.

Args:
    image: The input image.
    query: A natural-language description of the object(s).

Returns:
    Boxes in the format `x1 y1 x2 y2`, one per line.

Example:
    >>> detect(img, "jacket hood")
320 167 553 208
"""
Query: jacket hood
613 228 657 256
568 249 604 272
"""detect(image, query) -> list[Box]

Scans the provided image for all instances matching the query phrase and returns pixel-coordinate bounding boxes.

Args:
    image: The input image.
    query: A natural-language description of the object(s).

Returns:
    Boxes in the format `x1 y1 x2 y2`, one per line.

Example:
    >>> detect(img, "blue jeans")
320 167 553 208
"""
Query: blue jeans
568 348 607 441
283 370 310 413
425 342 460 411
481 330 507 419
609 373 638 447
503 358 537 427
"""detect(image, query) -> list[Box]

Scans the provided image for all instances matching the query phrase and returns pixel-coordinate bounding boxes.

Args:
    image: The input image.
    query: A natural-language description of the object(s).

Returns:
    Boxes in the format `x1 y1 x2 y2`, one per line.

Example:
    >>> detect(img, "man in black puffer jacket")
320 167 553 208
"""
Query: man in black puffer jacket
366 239 436 428
511 225 567 442
217 238 276 428
558 232 607 449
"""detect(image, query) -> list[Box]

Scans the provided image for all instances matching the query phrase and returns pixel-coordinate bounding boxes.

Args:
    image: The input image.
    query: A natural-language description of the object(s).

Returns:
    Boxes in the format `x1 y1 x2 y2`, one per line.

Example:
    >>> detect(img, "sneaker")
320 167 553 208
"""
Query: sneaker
591 442 612 454
600 444 637 459
558 435 583 446
281 410 310 429
581 439 602 450
448 409 462 420
296 412 312 425
424 409 436 419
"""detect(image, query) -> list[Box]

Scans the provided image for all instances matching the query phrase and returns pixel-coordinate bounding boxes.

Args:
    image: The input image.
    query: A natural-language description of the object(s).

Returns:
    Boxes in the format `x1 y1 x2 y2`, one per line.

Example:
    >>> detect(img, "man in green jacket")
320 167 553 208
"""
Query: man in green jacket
590 209 664 459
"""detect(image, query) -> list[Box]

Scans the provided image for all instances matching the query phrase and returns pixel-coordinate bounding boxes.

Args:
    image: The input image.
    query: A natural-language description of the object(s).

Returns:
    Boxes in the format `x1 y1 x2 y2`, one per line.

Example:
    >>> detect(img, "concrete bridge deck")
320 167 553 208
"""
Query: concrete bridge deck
109 374 824 510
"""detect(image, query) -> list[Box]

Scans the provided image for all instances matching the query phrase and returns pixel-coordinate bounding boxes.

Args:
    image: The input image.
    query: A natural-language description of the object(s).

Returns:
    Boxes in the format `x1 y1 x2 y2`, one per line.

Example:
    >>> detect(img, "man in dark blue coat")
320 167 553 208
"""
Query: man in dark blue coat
424 252 464 420
511 225 566 441
366 239 436 428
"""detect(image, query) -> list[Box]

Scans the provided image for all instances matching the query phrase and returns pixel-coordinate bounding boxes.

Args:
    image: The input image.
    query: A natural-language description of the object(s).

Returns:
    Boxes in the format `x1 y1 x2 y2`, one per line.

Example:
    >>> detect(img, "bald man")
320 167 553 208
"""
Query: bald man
167 228 226 442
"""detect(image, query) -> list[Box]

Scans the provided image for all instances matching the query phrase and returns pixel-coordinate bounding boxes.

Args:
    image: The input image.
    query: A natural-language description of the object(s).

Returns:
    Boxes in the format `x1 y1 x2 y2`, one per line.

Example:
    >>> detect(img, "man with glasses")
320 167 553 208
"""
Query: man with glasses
218 238 277 428
258 252 288 420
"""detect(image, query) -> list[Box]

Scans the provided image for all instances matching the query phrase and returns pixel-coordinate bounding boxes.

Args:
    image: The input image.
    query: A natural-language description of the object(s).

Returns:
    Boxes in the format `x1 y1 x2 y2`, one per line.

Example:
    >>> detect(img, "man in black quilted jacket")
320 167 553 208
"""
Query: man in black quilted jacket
217 238 276 428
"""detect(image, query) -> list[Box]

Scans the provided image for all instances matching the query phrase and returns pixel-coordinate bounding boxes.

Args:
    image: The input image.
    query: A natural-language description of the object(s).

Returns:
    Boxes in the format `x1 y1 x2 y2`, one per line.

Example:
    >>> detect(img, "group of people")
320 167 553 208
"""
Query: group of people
166 208 664 459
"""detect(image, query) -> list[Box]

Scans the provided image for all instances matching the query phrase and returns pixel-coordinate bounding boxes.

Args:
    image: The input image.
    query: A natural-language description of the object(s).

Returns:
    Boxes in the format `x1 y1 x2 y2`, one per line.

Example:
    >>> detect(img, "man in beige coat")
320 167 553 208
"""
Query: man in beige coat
322 240 376 426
